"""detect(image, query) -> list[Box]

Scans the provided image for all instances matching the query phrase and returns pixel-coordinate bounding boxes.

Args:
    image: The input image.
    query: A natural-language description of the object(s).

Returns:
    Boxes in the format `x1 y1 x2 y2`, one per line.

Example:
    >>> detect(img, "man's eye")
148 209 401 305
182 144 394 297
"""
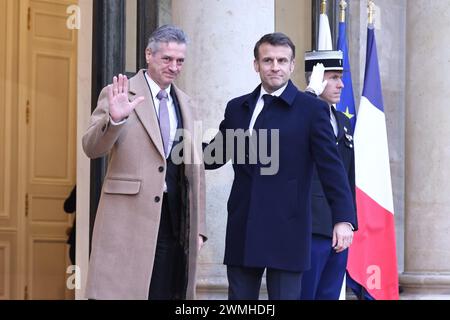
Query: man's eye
162 57 170 62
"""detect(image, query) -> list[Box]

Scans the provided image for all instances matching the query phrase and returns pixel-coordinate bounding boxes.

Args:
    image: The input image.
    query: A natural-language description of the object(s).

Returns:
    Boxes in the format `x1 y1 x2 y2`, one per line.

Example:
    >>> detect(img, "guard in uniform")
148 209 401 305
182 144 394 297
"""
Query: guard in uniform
301 50 358 300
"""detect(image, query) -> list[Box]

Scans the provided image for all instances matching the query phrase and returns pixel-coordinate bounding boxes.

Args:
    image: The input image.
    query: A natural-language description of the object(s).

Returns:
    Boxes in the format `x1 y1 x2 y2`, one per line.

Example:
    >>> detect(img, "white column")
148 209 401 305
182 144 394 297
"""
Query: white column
401 0 450 298
173 0 274 299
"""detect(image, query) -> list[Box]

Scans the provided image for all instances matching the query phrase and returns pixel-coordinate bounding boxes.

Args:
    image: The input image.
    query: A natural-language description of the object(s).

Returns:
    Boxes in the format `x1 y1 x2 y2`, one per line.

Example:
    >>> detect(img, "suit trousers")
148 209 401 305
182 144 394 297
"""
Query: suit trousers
300 234 348 300
148 194 183 300
227 265 303 300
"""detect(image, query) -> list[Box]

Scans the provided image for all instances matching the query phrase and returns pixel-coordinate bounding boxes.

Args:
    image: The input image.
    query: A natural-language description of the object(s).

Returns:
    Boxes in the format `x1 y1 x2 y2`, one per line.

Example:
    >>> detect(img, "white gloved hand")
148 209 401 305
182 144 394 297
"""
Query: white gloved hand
306 63 328 96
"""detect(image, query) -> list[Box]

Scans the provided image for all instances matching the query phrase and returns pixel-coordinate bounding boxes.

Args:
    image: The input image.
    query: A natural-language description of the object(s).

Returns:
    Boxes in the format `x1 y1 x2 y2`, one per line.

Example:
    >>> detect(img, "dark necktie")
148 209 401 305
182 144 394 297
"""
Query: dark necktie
156 90 170 157
254 94 275 130
248 94 274 165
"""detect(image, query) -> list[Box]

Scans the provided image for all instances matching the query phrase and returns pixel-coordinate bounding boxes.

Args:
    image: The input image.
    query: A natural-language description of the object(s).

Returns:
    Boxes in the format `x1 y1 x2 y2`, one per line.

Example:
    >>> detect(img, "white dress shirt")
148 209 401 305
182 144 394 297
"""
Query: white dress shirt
248 83 288 133
330 105 338 137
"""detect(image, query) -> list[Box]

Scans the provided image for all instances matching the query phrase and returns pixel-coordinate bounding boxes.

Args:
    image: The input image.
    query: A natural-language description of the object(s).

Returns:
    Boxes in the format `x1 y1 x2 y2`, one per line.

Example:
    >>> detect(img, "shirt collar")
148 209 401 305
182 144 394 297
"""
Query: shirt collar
144 71 171 99
258 83 288 101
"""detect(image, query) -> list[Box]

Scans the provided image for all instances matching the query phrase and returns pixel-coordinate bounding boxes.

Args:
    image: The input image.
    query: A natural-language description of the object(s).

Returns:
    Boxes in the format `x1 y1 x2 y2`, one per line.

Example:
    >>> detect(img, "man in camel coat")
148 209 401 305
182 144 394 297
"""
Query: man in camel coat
82 25 206 300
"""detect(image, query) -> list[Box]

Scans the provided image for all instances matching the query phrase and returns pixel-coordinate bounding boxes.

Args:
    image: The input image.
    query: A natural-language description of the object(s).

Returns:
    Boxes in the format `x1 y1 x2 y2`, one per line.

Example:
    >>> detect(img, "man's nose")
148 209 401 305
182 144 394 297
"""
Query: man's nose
168 60 178 71
271 61 280 71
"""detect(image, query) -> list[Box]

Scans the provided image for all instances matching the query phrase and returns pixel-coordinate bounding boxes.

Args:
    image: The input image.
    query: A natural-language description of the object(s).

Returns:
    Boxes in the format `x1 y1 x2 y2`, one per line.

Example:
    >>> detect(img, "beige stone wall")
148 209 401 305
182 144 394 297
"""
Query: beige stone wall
275 0 312 89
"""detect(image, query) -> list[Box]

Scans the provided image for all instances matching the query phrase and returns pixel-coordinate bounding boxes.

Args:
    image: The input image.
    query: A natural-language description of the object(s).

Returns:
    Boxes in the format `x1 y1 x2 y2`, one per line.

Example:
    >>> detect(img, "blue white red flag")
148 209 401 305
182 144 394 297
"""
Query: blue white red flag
347 25 399 300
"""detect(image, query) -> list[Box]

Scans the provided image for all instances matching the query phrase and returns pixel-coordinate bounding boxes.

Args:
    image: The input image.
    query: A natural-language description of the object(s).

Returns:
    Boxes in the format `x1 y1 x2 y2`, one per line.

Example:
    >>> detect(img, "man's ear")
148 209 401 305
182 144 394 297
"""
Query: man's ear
145 48 152 63
253 59 260 73
290 59 295 73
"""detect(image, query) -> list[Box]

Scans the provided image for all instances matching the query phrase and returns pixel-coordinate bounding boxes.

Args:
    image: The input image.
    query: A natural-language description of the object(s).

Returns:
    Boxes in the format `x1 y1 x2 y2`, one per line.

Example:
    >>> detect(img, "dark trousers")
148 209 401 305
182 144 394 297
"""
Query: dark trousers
300 235 348 300
227 265 303 300
148 194 184 300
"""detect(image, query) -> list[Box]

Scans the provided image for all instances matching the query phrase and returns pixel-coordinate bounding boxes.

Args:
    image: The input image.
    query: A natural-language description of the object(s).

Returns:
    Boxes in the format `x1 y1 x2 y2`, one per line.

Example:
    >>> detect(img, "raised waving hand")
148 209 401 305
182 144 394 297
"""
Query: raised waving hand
108 74 145 122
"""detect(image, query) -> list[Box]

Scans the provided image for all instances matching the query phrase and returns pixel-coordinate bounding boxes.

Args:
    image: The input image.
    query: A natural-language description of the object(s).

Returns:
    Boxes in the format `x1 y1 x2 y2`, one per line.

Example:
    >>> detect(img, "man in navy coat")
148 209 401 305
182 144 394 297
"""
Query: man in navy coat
205 33 355 300
300 51 358 300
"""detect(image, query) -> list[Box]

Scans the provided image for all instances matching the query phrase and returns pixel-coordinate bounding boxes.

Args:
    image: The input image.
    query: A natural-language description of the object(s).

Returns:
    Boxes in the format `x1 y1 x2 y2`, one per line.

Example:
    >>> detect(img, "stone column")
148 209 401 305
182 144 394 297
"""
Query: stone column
401 0 450 298
172 0 274 299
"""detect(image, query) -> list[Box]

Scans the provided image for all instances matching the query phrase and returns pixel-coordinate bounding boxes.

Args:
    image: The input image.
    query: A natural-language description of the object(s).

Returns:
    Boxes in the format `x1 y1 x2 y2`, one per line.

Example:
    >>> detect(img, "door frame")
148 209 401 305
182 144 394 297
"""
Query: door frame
17 0 30 299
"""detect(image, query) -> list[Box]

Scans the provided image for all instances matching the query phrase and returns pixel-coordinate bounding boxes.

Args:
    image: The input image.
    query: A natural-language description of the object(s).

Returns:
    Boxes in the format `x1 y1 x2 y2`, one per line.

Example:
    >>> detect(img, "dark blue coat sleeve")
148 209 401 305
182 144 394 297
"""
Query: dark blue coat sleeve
203 102 233 170
309 102 356 227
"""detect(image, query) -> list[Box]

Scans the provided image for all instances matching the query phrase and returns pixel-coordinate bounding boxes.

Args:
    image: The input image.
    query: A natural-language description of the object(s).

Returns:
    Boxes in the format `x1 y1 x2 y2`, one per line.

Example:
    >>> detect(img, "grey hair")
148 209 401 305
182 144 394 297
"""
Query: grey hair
146 24 188 52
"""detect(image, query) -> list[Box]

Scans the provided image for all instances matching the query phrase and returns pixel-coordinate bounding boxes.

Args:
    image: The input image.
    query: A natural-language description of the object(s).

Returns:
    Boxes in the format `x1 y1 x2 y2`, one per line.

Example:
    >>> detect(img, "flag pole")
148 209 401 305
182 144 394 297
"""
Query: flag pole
340 0 347 23
368 0 375 25
338 0 348 301
362 0 375 300
321 0 327 15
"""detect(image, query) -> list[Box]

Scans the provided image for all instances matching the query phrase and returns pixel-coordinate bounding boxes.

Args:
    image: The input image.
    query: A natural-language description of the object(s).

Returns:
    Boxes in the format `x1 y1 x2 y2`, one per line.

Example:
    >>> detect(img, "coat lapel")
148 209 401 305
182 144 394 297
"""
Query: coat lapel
173 85 191 135
128 70 165 159
173 84 203 166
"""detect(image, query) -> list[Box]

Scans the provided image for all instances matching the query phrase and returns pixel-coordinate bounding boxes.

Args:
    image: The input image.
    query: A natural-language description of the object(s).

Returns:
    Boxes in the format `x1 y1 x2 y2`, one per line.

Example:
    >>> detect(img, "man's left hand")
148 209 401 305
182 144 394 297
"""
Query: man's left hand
332 222 353 253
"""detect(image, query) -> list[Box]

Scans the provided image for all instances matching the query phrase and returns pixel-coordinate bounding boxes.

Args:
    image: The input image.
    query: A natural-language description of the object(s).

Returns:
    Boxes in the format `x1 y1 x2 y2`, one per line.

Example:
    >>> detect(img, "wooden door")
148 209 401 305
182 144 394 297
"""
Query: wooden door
21 0 78 299
0 0 15 301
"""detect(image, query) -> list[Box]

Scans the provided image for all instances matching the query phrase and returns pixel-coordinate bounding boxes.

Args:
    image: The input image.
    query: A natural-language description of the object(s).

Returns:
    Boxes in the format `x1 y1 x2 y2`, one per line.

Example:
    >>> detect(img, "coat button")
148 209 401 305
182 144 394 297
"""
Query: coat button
158 166 164 172
154 196 161 203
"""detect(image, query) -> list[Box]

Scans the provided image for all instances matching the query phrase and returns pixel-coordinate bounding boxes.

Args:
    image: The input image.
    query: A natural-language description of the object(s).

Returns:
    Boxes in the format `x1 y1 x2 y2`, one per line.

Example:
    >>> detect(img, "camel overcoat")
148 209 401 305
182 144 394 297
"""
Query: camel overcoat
82 70 206 299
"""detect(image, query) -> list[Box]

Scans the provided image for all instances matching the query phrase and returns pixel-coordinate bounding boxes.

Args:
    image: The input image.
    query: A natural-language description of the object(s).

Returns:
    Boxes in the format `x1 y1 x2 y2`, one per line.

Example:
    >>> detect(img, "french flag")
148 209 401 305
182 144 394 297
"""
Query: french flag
346 25 399 300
